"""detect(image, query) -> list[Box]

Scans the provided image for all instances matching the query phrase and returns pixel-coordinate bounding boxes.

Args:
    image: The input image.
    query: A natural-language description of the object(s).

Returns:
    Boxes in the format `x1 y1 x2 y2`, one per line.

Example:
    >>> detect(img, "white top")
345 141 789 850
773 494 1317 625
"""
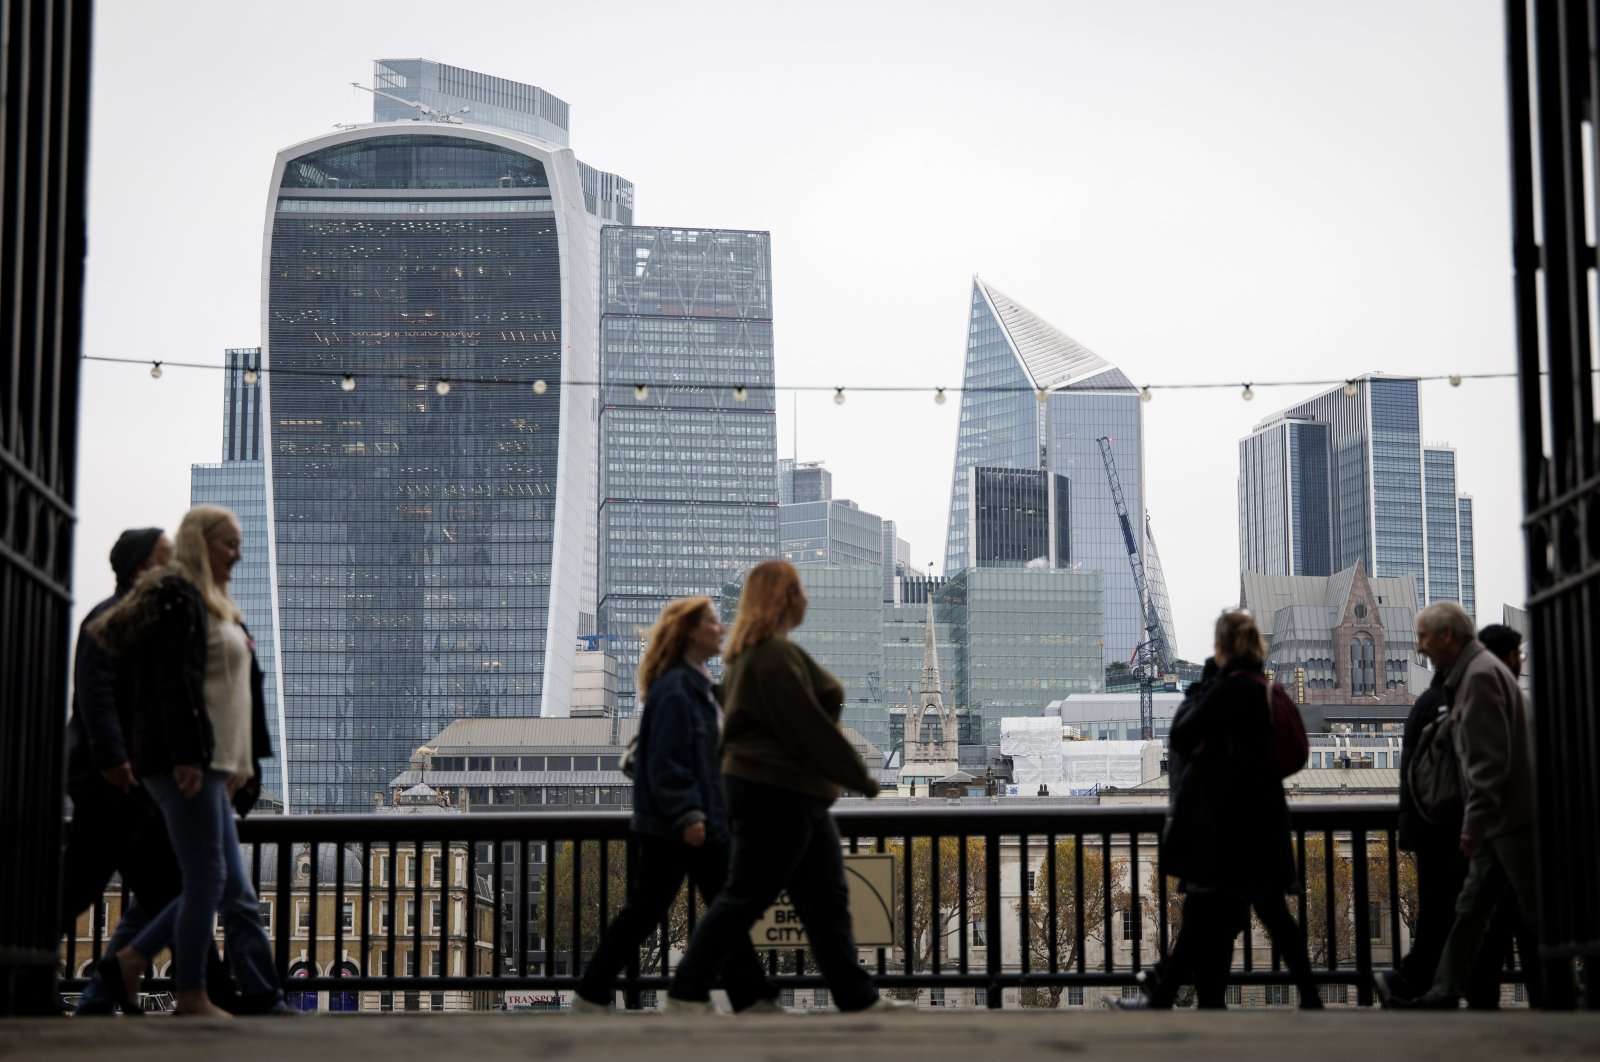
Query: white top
204 618 255 778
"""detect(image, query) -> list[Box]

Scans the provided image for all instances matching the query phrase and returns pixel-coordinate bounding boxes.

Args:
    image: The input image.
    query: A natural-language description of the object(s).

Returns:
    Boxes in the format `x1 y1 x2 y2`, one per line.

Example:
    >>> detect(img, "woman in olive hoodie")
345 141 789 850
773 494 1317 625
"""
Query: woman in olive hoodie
666 560 897 1013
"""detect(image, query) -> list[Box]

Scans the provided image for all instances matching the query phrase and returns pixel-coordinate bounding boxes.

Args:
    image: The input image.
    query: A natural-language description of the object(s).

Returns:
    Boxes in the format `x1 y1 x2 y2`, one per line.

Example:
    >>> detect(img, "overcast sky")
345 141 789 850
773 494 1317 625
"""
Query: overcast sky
77 0 1524 659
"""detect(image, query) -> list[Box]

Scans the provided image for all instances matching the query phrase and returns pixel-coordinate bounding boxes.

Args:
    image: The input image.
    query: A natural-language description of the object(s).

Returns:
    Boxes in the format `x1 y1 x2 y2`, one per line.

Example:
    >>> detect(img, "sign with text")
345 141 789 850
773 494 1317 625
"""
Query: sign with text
750 853 895 948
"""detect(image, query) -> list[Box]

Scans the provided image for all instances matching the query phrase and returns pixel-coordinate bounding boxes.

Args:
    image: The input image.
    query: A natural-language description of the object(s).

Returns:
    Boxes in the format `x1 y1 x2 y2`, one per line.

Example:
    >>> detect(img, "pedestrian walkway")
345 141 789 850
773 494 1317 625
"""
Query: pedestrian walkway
4 1009 1598 1061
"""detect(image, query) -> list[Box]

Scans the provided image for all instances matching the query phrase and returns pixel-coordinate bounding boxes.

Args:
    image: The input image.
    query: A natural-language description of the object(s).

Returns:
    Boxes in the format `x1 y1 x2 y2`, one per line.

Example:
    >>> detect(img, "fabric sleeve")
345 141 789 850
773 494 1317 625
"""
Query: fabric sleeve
641 679 708 831
1453 668 1514 839
73 618 129 770
754 647 879 797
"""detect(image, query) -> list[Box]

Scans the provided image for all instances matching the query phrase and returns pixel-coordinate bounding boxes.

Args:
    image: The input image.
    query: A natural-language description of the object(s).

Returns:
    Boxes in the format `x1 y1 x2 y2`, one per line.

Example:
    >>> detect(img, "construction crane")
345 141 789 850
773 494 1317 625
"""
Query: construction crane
350 82 470 123
1097 436 1171 739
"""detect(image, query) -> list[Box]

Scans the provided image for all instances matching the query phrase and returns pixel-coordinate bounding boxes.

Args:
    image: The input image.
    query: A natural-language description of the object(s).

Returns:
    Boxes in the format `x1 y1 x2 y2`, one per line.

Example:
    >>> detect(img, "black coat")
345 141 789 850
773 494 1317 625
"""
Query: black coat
66 592 137 787
1162 659 1297 892
111 576 272 809
1396 668 1457 852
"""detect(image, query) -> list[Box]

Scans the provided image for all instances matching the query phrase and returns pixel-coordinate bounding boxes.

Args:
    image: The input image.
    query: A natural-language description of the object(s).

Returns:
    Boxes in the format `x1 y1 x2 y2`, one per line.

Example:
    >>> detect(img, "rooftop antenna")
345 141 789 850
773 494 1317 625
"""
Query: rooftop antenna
350 81 470 123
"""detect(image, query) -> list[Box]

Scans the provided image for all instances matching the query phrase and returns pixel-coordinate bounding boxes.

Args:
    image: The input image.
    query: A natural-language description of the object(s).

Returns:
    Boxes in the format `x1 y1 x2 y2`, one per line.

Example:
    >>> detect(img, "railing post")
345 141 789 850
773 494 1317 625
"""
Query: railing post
1351 830 1372 1006
985 830 1002 1009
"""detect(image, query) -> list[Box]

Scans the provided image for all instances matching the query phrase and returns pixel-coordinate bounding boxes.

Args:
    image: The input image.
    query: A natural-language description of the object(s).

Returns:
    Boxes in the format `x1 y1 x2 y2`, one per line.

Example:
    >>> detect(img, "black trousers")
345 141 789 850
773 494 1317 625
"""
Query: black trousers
576 831 775 1010
669 778 879 1012
60 779 183 938
1399 835 1522 1007
1247 889 1320 1006
1153 889 1319 1008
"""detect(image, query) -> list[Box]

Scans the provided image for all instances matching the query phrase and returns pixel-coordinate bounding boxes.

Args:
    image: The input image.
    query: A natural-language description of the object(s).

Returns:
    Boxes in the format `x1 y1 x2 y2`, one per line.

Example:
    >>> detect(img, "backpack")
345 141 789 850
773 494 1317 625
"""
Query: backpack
1408 708 1462 824
1256 675 1309 778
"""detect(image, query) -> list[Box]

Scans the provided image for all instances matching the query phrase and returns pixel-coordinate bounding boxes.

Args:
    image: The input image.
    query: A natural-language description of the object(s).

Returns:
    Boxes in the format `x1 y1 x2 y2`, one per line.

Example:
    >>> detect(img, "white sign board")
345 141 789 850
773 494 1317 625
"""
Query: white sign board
749 853 896 948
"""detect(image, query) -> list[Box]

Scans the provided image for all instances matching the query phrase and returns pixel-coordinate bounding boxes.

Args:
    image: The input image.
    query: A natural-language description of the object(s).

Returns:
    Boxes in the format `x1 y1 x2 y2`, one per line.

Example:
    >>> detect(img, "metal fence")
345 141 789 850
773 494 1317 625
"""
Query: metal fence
59 803 1527 1009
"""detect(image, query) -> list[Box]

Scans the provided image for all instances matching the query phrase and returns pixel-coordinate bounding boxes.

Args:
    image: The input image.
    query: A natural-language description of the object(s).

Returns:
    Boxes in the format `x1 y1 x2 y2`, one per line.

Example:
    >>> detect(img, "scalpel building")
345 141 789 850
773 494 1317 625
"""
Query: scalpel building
261 75 630 811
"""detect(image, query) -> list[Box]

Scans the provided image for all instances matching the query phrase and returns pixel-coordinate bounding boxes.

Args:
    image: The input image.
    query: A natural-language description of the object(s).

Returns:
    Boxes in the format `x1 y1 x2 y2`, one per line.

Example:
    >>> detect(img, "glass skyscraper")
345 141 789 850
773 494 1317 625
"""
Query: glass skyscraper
781 499 884 569
191 348 284 804
943 278 1174 665
967 466 1069 569
260 68 629 811
1238 375 1476 614
595 226 778 715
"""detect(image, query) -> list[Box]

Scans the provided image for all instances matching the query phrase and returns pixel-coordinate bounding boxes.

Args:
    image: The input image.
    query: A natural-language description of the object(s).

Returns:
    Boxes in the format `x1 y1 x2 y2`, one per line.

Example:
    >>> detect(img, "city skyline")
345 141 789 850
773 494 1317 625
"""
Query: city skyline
73 2 1524 666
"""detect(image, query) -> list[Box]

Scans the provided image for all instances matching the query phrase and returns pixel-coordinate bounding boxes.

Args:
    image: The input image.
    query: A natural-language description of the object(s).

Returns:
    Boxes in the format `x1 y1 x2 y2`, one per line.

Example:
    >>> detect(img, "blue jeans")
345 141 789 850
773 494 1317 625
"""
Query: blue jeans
131 770 277 995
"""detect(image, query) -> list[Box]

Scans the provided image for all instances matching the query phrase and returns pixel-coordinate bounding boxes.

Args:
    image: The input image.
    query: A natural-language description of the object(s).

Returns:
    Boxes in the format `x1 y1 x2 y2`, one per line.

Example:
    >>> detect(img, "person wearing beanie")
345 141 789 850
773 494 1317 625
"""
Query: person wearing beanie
60 527 173 1013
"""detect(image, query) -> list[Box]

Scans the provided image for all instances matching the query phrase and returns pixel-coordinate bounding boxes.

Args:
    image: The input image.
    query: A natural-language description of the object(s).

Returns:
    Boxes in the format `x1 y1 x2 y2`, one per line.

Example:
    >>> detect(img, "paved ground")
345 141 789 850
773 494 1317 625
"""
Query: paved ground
4 1009 1599 1061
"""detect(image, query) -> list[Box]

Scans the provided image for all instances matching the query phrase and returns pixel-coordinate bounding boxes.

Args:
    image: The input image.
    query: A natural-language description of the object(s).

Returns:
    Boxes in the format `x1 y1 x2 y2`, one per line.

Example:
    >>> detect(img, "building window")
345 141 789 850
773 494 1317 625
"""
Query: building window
1026 870 1037 891
341 901 355 933
929 988 945 1007
971 920 986 947
813 989 830 1008
1225 985 1242 1005
377 900 391 933
1369 901 1384 940
297 901 311 934
258 900 273 932
1122 911 1141 941
1266 984 1292 1005
1066 985 1084 1006
403 899 416 933
431 856 444 886
430 899 443 932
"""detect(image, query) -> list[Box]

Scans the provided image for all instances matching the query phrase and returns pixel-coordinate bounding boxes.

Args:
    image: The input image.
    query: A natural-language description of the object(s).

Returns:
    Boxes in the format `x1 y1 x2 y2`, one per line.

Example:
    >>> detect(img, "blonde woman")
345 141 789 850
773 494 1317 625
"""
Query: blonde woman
91 505 282 1017
573 597 778 1013
666 561 898 1013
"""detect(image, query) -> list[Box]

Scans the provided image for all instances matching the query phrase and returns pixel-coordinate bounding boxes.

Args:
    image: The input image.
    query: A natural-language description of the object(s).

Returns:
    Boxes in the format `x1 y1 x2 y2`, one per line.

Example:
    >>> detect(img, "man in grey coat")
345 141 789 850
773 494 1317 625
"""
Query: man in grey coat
1395 602 1537 1008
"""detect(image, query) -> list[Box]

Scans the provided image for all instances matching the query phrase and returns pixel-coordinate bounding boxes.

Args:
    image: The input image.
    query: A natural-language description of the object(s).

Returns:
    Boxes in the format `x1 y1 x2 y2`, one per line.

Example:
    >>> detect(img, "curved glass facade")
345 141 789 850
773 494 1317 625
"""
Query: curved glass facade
267 131 573 812
281 135 550 190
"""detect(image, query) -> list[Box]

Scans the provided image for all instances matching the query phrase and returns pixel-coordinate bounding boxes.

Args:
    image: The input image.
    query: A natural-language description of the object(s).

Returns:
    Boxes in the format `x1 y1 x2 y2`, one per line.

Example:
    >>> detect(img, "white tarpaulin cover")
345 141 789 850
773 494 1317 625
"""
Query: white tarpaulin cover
1000 717 1064 784
1063 741 1150 794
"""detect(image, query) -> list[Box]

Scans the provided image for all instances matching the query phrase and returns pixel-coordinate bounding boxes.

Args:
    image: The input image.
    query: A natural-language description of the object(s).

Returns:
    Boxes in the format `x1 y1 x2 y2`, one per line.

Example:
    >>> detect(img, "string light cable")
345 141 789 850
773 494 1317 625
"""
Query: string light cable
82 355 1569 402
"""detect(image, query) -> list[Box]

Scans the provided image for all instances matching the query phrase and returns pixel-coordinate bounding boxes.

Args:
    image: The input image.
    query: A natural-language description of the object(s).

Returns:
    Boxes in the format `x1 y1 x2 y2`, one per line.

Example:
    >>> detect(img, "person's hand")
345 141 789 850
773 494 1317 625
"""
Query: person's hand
682 822 707 847
226 773 248 798
100 762 139 794
1460 833 1483 860
173 764 204 798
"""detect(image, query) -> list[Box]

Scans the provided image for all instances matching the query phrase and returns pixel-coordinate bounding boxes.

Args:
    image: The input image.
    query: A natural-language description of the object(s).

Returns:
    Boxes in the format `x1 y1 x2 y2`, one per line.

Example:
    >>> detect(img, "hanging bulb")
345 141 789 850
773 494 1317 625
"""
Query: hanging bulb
436 378 452 396
934 388 947 405
149 361 163 379
732 386 748 402
1449 374 1462 387
833 387 846 406
1035 388 1048 404
243 369 259 386
1343 379 1358 398
634 383 648 401
1241 383 1255 401
341 374 356 392
1139 386 1153 403
532 379 547 395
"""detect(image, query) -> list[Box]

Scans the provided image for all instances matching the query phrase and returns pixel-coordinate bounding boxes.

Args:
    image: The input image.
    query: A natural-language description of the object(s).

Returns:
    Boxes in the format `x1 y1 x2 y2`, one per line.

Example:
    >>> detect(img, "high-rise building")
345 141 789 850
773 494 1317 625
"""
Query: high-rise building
191 347 284 803
880 520 911 603
258 63 631 811
967 466 1070 570
1458 497 1476 619
1238 375 1476 615
781 498 883 570
595 226 778 715
788 462 832 504
943 278 1173 665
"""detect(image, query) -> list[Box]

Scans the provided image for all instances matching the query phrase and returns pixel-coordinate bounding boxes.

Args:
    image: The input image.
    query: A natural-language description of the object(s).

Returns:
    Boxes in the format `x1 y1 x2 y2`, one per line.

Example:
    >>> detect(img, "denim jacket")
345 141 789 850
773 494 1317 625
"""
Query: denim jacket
630 659 727 841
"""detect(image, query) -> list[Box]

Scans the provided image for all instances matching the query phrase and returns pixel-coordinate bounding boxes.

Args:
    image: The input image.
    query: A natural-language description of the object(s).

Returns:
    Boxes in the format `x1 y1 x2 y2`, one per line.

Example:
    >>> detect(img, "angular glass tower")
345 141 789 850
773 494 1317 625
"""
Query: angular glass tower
595 227 778 716
1238 375 1475 613
191 347 284 805
262 115 607 811
944 278 1166 665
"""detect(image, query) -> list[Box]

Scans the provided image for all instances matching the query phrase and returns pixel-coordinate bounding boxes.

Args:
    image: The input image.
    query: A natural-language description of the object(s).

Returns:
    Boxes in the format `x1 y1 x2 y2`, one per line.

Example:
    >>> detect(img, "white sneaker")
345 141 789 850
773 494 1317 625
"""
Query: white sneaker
662 996 714 1015
570 995 611 1014
738 998 788 1015
860 996 912 1012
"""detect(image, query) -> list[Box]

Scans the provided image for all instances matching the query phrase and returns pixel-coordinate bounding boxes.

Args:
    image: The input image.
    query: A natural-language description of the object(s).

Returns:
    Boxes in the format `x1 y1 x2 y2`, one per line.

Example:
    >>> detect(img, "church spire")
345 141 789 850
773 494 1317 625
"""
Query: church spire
921 592 942 699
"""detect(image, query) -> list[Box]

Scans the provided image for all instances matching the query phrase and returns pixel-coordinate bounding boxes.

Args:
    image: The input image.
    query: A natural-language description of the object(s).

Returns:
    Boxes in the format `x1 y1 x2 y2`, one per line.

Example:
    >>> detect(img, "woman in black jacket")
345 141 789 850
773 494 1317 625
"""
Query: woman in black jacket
90 505 280 1018
572 597 778 1013
1133 609 1321 1009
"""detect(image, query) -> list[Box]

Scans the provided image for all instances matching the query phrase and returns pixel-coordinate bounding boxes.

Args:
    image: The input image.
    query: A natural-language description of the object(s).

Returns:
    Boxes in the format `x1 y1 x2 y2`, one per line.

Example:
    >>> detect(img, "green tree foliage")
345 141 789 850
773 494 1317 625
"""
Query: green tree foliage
880 837 986 999
549 839 690 976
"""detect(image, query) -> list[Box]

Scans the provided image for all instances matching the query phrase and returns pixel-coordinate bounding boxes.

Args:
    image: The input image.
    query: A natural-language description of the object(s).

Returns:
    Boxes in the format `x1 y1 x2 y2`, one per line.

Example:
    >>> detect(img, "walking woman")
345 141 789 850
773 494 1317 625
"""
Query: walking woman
1134 609 1322 1009
91 505 281 1017
573 597 779 1013
666 560 898 1014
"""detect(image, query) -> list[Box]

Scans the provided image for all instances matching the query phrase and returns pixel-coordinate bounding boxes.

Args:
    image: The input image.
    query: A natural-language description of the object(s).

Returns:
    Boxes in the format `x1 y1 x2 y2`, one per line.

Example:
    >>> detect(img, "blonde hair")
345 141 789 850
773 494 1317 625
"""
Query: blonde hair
725 560 802 663
636 597 714 700
1214 609 1266 666
170 504 244 623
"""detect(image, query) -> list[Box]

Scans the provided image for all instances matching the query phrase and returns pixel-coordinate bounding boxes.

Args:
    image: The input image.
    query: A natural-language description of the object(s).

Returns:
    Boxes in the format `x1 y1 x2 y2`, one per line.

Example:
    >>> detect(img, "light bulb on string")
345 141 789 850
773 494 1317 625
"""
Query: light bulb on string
436 378 452 396
243 369 259 386
532 379 547 395
1139 386 1153 403
1035 388 1048 404
833 387 846 406
732 386 748 402
1241 383 1255 401
341 374 356 392
1449 374 1462 387
634 383 648 401
934 387 947 405
149 361 163 379
1343 380 1358 398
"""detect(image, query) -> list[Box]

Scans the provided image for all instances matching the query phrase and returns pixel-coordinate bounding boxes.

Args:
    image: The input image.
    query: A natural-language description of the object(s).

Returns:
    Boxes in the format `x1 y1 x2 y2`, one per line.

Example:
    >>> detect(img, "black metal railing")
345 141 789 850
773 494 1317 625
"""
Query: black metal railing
58 802 1527 1009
